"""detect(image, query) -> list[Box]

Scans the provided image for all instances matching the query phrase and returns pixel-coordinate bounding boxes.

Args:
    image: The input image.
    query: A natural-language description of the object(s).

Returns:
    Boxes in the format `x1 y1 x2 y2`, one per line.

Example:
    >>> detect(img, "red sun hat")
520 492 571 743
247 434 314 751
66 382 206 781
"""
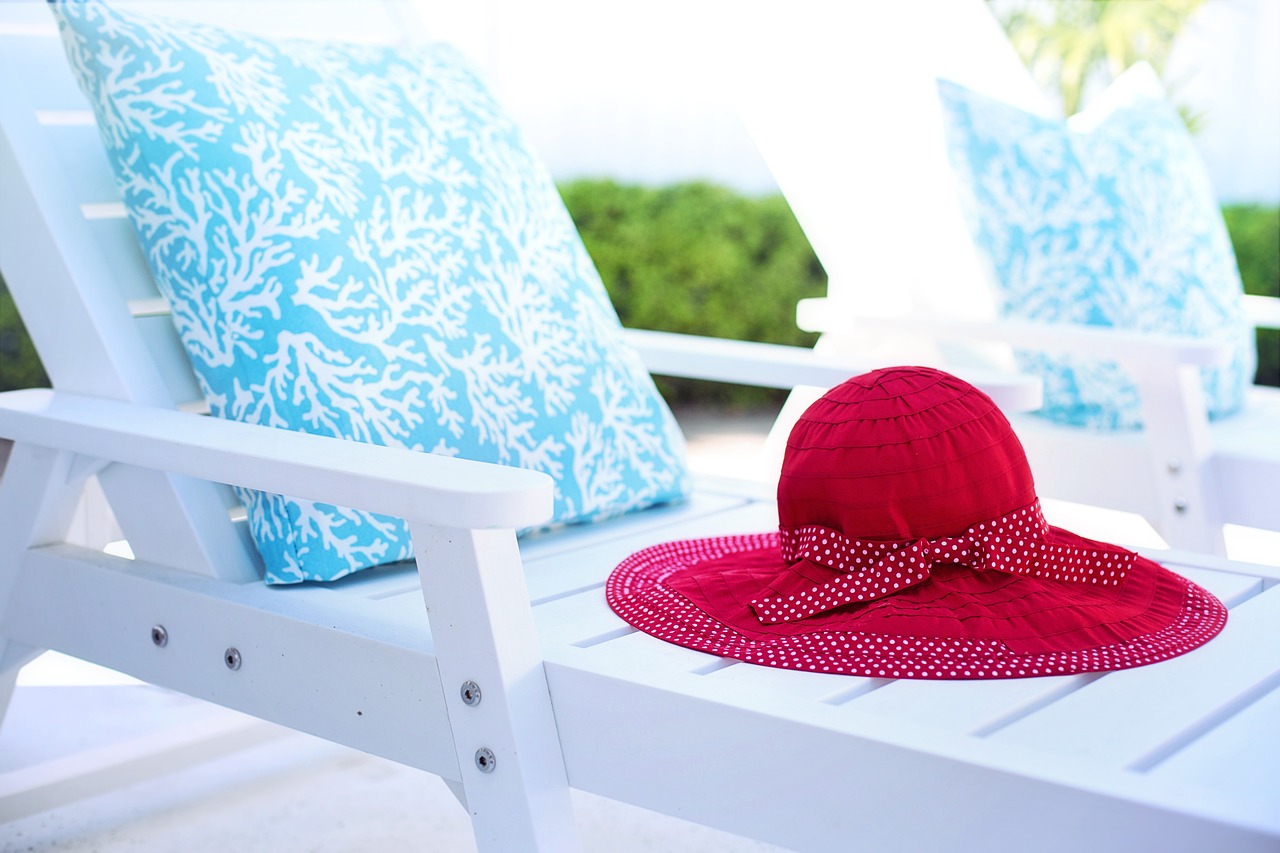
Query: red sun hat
607 366 1227 679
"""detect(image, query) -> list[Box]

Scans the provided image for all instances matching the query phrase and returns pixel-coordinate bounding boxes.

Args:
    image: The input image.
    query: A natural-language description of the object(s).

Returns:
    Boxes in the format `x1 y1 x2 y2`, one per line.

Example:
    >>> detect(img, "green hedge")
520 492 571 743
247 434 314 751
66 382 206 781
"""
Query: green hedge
1222 205 1279 387
562 184 1280 400
0 283 48 390
0 189 1275 401
558 179 826 407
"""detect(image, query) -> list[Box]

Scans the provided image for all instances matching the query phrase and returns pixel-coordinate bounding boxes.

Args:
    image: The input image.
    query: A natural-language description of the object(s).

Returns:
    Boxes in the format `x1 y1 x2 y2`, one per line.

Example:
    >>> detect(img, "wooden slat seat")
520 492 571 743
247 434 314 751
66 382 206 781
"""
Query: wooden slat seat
1 3 1275 851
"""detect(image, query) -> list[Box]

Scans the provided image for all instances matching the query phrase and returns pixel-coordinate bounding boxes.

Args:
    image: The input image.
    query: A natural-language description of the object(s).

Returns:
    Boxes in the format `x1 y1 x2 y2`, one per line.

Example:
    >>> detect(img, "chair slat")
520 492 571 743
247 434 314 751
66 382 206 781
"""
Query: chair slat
43 124 118 202
844 672 1096 736
0 32 86 111
1147 680 1280 813
575 625 725 675
81 220 160 303
534 589 632 649
35 109 95 126
835 563 1264 736
134 316 204 407
522 498 777 604
127 298 171 319
79 202 126 220
692 655 879 709
987 584 1280 768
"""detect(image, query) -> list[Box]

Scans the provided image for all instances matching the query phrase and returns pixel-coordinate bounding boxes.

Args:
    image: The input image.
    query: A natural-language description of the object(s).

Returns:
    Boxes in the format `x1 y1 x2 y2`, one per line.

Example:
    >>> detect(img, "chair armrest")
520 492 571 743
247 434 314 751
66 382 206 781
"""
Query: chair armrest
796 298 1232 368
1244 294 1280 331
0 389 554 530
623 328 862 390
622 328 1042 412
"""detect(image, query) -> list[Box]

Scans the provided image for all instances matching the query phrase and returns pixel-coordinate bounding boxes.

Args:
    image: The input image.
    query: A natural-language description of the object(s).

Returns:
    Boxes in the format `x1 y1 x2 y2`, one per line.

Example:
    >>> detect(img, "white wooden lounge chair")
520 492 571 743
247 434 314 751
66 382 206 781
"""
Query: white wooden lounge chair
1 3 1277 852
735 0 1280 558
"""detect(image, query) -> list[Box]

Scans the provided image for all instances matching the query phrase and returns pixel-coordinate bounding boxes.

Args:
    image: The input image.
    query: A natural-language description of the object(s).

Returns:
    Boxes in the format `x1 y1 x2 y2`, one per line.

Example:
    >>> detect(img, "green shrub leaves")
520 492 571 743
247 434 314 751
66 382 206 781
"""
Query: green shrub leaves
0 188 1273 398
560 179 826 406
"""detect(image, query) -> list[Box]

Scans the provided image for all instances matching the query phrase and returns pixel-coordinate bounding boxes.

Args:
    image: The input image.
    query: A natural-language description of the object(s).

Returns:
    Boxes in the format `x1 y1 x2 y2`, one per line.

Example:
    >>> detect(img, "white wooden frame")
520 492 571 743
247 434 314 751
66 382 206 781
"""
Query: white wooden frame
1 3 1278 850
793 297 1280 555
729 0 1280 558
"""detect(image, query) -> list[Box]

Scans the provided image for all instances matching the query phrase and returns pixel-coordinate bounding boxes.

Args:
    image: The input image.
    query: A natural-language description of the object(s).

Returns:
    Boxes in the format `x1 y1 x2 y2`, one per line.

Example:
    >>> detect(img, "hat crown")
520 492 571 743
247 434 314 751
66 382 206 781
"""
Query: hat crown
778 366 1036 541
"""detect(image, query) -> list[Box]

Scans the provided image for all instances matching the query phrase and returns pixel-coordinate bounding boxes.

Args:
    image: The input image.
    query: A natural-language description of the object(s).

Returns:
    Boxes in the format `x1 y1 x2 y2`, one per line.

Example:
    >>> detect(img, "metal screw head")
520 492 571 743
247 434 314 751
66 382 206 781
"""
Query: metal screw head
224 647 242 670
1173 499 1189 514
151 625 168 647
460 680 482 707
475 747 496 773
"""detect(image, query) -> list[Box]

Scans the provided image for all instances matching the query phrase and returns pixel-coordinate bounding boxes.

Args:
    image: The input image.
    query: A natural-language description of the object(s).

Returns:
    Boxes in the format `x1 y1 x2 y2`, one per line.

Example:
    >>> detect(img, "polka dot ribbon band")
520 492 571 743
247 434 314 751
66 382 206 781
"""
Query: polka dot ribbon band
751 501 1136 624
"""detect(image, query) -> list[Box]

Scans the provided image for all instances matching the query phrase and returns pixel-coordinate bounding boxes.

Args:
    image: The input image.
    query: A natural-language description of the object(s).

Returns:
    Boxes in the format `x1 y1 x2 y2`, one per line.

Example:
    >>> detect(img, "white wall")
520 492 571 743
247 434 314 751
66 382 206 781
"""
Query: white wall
416 0 1278 205
416 0 776 192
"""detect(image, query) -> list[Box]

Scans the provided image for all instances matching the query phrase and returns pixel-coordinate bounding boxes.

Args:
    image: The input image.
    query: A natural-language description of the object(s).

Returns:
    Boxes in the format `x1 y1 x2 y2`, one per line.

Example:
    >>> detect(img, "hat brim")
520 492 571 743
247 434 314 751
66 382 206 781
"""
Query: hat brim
605 528 1227 679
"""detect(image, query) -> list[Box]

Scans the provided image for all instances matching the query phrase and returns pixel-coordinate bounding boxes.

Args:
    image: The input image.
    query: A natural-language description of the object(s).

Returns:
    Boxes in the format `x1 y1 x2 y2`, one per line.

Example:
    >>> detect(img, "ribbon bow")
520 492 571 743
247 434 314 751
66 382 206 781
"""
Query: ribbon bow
751 501 1133 624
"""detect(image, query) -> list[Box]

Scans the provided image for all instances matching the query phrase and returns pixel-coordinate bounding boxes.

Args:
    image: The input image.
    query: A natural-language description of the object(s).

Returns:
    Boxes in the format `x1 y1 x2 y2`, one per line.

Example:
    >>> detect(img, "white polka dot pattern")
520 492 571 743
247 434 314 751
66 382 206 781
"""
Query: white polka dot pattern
605 534 1228 679
752 500 1134 623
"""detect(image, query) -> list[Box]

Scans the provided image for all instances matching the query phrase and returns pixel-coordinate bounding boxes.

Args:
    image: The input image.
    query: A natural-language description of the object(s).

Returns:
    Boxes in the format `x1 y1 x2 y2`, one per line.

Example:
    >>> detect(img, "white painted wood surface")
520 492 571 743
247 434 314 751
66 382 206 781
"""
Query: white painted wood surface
413 525 580 852
0 2 1276 851
623 328 1041 411
4 469 1275 849
796 298 1237 368
737 0 1280 556
0 389 555 532
796 295 1280 554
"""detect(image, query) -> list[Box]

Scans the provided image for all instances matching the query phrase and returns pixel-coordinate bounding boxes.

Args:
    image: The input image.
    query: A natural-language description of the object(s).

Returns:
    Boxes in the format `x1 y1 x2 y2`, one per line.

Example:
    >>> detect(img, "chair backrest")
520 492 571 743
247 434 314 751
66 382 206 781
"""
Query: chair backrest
0 1 418 579
730 0 1048 322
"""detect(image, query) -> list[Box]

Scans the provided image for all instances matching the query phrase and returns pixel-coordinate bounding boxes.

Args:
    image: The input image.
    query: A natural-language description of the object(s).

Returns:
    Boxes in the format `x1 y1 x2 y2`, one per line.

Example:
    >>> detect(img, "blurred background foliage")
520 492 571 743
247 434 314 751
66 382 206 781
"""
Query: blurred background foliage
4 3 1273 404
558 179 825 407
988 0 1206 124
0 187 1274 400
0 281 49 390
1222 205 1280 387
561 185 1277 394
983 0 1275 385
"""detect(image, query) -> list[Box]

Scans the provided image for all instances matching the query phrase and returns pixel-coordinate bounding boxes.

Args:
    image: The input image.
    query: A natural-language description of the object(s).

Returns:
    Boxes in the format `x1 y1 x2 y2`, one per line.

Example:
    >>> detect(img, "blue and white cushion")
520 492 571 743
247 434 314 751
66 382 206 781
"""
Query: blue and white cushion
53 1 690 584
937 64 1254 430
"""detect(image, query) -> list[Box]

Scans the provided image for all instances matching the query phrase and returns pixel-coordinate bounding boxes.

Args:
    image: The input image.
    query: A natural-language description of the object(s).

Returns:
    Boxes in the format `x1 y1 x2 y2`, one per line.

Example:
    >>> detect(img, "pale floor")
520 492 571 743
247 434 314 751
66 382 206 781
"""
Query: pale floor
3 407 1277 852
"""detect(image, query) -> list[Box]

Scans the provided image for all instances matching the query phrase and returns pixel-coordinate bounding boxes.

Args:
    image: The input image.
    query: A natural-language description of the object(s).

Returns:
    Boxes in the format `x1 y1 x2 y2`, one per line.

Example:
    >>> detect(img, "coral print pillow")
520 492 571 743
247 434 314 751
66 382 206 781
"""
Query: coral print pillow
937 64 1254 430
53 1 689 584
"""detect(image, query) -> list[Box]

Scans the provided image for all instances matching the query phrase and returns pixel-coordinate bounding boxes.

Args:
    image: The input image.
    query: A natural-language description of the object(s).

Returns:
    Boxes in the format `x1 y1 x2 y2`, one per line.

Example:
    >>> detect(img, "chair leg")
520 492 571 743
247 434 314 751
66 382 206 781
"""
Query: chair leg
0 640 41 732
0 443 86 565
1132 363 1226 555
412 524 581 853
0 444 86 738
443 778 469 810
